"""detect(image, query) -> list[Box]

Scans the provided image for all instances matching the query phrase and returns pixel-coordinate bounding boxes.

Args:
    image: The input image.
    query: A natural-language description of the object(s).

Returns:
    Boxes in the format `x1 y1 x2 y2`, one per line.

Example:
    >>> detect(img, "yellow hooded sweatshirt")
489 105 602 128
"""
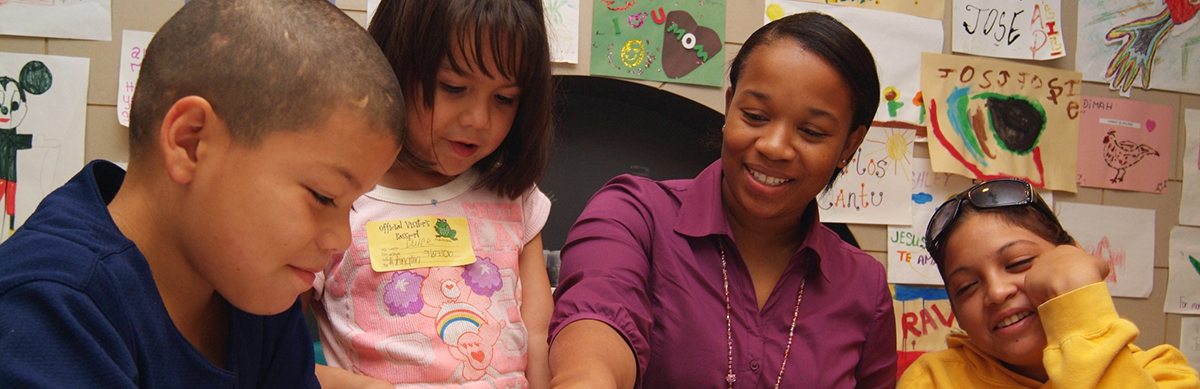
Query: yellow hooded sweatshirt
898 283 1198 389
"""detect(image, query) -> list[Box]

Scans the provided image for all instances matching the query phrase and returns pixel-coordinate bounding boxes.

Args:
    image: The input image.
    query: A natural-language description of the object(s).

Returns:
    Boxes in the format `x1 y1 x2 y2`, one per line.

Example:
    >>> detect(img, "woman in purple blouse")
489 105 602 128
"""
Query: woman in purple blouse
548 12 896 389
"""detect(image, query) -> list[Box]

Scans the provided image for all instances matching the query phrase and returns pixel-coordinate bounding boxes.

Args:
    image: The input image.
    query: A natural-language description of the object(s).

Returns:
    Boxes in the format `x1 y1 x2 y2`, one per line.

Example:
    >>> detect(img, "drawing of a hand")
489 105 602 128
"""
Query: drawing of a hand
1104 10 1173 95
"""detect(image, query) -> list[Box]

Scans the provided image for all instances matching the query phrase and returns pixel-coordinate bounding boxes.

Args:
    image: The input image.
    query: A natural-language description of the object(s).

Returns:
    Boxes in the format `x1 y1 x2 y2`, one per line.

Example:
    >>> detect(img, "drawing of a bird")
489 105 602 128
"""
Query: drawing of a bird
1102 130 1159 183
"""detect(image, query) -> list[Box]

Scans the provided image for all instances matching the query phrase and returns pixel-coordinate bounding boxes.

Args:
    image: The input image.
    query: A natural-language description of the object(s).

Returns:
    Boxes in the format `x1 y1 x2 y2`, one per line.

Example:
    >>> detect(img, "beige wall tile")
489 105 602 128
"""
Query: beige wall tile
84 105 129 164
0 36 47 54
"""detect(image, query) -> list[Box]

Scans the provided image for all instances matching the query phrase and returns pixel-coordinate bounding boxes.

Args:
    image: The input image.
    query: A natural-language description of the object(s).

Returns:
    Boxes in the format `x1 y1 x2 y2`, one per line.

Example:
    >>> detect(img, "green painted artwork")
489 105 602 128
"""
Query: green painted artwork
589 0 726 87
1190 255 1200 277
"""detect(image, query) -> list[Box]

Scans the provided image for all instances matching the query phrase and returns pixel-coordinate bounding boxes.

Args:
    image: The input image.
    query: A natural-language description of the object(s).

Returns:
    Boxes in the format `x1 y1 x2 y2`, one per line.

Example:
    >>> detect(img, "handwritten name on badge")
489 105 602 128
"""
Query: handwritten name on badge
366 216 476 272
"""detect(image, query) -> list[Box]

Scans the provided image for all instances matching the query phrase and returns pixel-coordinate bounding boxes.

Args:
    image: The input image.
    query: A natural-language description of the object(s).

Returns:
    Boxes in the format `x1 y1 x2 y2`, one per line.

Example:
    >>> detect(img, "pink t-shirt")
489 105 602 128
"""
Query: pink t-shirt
313 169 550 387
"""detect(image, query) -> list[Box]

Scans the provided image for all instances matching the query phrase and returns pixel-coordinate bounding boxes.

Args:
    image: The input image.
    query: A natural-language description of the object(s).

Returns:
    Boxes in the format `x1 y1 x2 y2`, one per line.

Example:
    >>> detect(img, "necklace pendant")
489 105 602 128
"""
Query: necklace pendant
726 373 736 383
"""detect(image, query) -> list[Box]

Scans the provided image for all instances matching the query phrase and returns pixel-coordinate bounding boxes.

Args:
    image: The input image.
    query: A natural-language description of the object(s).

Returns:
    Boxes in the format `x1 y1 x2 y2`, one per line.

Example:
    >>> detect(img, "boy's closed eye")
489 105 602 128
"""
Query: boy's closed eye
308 188 337 207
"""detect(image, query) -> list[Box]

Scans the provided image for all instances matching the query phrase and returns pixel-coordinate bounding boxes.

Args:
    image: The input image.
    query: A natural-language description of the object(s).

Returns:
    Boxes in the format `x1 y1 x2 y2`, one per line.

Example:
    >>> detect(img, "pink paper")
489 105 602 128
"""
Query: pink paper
1076 96 1172 193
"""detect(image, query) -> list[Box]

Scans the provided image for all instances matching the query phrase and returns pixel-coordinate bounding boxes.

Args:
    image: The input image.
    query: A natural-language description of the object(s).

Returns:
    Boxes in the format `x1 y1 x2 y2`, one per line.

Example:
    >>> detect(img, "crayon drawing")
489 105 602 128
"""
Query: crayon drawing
0 0 111 41
1076 96 1172 193
887 158 975 285
921 52 1082 192
590 0 726 87
1181 316 1200 374
1181 109 1200 226
1056 202 1155 298
1077 0 1200 97
0 53 88 243
817 127 915 225
783 0 946 20
545 0 581 64
767 0 943 127
951 0 1066 60
1165 226 1200 315
893 285 961 378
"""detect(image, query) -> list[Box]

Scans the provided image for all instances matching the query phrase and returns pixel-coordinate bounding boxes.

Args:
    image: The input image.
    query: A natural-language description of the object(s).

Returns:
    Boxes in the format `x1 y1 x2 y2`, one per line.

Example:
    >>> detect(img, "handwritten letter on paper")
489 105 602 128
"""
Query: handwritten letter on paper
952 0 1065 60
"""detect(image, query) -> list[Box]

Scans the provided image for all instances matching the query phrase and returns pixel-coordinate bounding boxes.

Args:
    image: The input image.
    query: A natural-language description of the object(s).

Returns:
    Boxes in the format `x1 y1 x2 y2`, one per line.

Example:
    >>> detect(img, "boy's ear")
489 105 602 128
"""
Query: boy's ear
158 96 222 185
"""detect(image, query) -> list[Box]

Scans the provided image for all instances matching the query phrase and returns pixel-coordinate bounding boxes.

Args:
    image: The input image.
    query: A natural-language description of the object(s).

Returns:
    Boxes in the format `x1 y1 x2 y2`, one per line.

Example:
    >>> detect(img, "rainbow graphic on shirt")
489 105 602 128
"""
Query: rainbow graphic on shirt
435 303 485 345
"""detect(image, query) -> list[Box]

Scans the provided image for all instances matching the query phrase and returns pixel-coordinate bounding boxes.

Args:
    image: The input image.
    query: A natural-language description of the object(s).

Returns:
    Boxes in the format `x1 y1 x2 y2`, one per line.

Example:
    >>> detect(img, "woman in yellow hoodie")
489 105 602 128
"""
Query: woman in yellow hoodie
898 178 1198 388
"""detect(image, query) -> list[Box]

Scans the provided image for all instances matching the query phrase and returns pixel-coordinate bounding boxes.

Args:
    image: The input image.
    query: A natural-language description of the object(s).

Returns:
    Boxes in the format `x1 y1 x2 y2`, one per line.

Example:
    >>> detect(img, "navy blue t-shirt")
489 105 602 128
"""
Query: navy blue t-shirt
0 161 320 388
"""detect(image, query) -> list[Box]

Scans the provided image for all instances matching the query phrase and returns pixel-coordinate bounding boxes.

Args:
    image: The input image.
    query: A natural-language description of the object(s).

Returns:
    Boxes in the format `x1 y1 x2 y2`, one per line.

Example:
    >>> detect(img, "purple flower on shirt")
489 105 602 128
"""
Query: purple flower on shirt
382 271 425 316
462 256 502 297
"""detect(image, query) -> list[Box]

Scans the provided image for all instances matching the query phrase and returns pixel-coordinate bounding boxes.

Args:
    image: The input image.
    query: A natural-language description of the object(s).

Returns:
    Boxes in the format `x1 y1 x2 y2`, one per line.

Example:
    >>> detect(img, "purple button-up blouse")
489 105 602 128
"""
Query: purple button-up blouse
550 160 896 388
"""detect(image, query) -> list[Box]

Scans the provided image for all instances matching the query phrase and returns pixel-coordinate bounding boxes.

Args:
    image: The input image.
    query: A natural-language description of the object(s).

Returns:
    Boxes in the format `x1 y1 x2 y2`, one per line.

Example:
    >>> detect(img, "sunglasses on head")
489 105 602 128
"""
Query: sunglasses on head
924 178 1058 255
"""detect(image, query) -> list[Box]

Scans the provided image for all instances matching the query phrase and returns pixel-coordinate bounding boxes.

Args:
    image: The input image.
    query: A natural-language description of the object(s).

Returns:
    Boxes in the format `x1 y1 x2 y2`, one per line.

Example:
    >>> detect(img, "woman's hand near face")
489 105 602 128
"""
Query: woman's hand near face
1023 245 1110 306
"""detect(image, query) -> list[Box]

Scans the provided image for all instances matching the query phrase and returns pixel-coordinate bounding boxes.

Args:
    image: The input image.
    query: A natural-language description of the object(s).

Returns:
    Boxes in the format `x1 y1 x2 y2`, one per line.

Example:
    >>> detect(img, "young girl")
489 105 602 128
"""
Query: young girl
310 0 555 388
898 178 1198 388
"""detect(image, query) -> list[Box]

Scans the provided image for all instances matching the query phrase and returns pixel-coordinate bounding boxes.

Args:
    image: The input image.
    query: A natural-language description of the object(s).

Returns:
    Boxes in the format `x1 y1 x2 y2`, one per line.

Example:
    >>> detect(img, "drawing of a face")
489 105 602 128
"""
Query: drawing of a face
0 77 28 130
940 213 1056 379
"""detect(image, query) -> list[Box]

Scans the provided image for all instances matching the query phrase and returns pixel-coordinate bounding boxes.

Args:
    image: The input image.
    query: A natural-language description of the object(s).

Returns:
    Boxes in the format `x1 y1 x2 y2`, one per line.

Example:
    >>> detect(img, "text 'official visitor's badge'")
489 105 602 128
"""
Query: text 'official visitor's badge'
365 216 475 272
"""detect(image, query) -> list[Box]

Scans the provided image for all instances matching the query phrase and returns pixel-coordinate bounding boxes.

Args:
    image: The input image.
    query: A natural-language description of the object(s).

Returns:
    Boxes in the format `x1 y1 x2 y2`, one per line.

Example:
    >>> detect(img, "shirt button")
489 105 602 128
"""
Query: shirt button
749 360 760 371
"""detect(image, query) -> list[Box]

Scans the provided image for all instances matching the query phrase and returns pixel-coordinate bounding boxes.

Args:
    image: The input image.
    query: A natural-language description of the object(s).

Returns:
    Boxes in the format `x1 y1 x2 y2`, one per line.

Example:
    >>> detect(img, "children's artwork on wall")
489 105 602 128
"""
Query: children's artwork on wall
1075 96 1172 193
1076 0 1200 97
0 0 111 41
545 0 581 64
817 127 916 225
1056 202 1155 298
589 0 726 87
1165 226 1200 314
780 0 946 20
766 0 943 127
921 52 1082 193
1182 316 1200 374
892 284 960 377
117 30 155 128
0 53 88 243
951 0 1065 60
888 158 974 285
1182 109 1200 226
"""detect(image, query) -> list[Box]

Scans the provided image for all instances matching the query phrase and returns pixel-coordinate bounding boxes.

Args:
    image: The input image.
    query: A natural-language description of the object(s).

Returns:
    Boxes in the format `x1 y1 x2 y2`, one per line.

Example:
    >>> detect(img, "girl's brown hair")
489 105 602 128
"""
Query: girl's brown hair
369 0 553 199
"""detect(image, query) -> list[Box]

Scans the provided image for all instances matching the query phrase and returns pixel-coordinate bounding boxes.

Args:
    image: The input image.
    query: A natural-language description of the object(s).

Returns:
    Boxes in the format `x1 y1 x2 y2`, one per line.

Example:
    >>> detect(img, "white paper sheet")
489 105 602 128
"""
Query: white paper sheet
887 158 976 285
951 0 1065 60
0 0 111 41
0 53 89 243
116 30 155 128
1165 226 1200 315
817 127 915 225
1182 109 1200 226
545 0 580 64
1076 0 1200 97
765 1 943 127
1056 202 1155 298
1182 316 1200 374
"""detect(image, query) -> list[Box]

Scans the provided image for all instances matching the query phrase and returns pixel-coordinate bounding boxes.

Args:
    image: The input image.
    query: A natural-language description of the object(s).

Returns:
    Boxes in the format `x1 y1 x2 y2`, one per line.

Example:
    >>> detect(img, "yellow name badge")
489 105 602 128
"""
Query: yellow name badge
365 216 476 272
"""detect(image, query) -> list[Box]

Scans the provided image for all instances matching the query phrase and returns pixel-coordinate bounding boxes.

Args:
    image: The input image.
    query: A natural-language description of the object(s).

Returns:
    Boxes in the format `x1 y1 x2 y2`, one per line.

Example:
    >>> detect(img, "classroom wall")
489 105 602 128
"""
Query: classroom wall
2 0 1196 351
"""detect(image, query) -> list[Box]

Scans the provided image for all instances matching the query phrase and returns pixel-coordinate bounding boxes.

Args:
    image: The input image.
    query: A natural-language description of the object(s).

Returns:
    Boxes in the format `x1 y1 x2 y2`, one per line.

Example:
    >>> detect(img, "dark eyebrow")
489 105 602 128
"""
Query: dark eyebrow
742 88 840 123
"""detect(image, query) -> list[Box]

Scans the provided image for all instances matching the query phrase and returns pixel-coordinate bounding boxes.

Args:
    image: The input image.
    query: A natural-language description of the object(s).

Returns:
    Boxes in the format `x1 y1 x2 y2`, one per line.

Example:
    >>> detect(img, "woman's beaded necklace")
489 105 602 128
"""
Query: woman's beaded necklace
719 241 805 389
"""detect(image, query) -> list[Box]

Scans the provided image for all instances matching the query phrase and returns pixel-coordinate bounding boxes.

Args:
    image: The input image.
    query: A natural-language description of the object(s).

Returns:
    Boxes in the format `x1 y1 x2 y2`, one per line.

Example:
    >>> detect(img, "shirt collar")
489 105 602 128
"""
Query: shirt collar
674 159 837 282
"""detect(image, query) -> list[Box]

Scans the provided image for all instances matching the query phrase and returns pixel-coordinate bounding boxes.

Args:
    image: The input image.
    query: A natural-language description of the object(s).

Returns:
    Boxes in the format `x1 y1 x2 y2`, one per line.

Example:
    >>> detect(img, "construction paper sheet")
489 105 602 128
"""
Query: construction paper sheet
817 127 915 225
1076 96 1172 193
1182 317 1200 374
117 30 154 128
951 0 1066 60
590 0 726 87
887 158 976 285
893 285 961 377
1165 226 1200 315
0 53 88 243
782 0 945 20
0 0 111 41
921 52 1082 193
1076 0 1200 97
1182 109 1200 226
766 0 943 127
546 0 581 64
1056 202 1155 298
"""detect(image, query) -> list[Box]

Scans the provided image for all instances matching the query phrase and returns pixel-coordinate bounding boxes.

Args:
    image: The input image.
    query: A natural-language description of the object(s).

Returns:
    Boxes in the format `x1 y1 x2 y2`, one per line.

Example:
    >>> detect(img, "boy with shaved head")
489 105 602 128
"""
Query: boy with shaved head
0 0 404 387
